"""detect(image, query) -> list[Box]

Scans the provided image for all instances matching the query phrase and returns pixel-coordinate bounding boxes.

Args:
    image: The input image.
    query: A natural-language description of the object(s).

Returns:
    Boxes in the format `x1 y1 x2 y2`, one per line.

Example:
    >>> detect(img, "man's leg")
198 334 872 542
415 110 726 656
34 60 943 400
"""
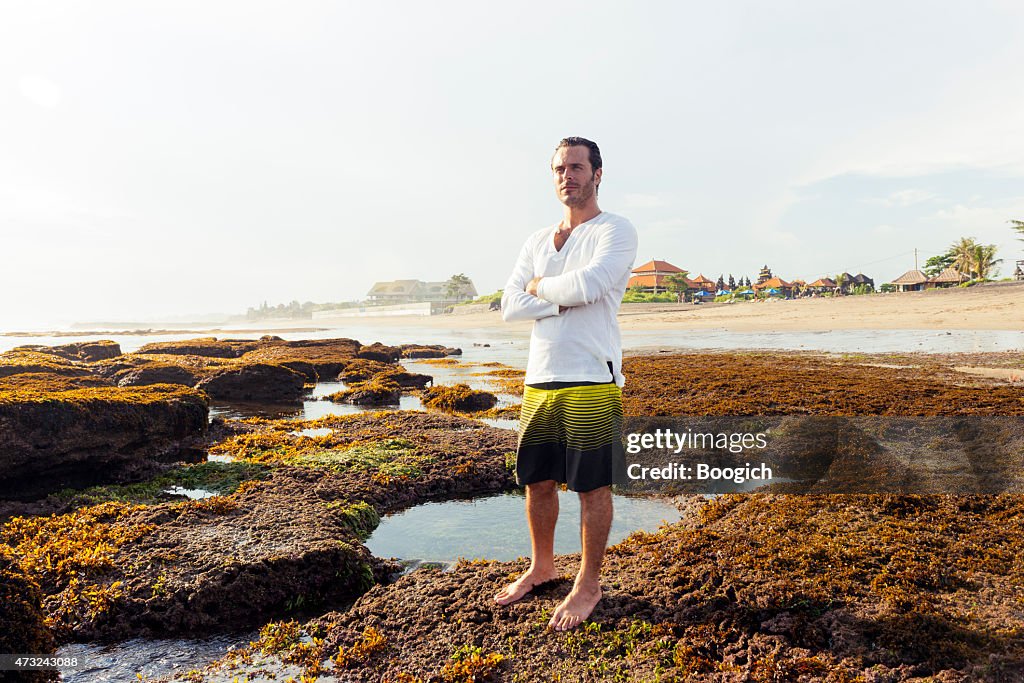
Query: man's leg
548 485 612 630
493 479 561 605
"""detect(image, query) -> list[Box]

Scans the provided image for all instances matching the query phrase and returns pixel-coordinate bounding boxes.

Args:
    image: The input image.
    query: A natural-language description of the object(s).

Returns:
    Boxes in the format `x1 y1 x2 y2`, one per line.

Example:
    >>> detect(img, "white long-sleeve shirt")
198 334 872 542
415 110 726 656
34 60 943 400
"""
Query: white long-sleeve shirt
501 211 638 387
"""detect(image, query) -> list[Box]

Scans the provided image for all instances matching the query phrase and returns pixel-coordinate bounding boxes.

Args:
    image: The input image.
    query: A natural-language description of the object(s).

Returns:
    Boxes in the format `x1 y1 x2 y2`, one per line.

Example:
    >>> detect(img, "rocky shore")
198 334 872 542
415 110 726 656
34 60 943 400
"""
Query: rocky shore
1 340 1022 681
212 492 1023 682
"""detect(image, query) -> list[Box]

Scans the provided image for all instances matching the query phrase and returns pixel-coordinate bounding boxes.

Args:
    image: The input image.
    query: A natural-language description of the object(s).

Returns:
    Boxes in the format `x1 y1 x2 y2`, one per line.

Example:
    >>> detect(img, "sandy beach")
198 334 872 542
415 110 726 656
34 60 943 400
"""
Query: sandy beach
303 281 1024 334
5 281 1021 342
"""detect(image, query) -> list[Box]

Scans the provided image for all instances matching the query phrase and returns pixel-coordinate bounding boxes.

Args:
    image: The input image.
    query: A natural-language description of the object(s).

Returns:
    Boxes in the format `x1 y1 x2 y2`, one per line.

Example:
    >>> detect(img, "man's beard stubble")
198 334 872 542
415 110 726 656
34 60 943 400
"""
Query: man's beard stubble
563 175 598 208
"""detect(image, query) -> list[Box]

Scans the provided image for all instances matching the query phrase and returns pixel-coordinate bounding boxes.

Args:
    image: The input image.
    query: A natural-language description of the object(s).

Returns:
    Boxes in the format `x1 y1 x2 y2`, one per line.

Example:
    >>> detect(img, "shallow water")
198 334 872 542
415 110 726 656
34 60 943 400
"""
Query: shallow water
58 632 253 682
4 324 1021 357
208 358 522 425
163 486 217 499
365 491 681 563
0 325 530 358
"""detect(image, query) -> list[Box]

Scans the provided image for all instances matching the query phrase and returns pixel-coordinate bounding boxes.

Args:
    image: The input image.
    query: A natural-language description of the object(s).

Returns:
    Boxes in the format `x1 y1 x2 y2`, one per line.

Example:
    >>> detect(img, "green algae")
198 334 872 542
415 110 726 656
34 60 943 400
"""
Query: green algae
325 501 381 540
293 439 433 480
50 462 271 508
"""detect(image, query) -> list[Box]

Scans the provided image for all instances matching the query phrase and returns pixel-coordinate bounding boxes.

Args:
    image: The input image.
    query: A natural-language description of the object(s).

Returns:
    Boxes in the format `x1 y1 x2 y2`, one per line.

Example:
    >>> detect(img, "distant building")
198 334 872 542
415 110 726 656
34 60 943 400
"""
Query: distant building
756 265 773 285
687 273 716 295
831 272 875 293
890 267 972 292
851 273 875 289
366 278 477 305
806 277 837 293
891 269 929 292
925 267 968 288
752 276 793 296
627 259 687 294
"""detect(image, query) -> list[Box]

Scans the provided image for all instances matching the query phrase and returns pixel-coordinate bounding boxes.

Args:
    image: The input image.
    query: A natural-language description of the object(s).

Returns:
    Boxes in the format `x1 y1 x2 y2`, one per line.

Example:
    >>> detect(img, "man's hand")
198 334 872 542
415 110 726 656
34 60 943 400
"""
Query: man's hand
527 276 571 313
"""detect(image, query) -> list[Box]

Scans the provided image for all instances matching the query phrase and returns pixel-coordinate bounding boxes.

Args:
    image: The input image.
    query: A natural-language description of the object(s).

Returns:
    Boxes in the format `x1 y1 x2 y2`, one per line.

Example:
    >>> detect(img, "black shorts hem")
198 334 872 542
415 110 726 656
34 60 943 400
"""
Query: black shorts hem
515 444 615 493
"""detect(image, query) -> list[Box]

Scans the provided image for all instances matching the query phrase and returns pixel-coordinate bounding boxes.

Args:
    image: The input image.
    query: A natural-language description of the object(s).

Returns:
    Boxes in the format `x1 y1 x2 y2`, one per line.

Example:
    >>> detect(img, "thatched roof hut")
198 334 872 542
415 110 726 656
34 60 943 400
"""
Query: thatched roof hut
752 276 793 294
926 267 968 288
891 269 929 292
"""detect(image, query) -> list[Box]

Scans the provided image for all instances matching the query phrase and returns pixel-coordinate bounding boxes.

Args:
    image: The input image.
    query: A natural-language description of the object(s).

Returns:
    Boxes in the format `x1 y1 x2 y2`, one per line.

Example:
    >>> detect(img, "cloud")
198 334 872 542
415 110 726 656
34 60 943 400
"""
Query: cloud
19 75 62 108
752 228 801 249
930 200 1024 225
873 224 895 235
644 217 688 234
798 43 1024 183
866 189 938 207
622 193 667 209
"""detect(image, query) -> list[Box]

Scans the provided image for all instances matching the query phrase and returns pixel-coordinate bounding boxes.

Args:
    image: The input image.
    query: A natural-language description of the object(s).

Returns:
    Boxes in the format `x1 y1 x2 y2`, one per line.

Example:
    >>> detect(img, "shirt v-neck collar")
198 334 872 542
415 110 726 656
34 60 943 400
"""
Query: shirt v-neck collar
550 211 605 252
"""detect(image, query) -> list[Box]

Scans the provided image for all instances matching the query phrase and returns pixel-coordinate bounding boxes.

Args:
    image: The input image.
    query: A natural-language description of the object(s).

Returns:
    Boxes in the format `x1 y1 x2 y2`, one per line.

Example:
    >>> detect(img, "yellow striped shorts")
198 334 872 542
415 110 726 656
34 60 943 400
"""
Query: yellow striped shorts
515 382 623 492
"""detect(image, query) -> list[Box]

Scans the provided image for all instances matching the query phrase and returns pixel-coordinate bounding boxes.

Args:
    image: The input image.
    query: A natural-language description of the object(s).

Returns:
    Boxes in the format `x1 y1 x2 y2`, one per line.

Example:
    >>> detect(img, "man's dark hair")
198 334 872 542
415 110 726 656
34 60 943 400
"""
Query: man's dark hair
554 136 602 172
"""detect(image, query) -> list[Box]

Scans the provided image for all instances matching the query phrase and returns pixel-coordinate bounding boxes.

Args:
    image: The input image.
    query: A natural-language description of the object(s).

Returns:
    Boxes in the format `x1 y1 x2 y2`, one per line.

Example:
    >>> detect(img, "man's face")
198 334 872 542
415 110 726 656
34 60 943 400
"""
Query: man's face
552 145 601 208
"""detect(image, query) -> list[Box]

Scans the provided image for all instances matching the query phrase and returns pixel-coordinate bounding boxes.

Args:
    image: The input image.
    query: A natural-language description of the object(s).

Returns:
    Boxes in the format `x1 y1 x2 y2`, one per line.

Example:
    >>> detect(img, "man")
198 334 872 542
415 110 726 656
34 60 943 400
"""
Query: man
494 137 638 631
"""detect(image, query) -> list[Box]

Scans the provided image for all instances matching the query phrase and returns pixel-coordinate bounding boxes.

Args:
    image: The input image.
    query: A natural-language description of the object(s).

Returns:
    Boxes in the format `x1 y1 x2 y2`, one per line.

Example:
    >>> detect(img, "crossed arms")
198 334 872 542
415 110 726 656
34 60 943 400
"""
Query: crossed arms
500 222 639 322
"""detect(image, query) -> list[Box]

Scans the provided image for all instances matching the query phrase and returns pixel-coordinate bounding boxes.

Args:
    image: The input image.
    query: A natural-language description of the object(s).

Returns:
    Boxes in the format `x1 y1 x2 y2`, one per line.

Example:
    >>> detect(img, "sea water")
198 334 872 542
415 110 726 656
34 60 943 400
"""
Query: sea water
365 491 681 564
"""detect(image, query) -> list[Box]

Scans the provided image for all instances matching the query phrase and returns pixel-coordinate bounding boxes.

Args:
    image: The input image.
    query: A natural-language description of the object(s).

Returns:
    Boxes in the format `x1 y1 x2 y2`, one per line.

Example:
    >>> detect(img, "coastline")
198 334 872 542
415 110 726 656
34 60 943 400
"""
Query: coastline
10 281 1022 339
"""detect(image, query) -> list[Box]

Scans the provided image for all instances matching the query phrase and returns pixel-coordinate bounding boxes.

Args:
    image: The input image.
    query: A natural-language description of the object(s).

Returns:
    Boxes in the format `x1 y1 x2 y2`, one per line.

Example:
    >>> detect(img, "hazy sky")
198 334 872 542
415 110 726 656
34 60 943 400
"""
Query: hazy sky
2 1 1023 329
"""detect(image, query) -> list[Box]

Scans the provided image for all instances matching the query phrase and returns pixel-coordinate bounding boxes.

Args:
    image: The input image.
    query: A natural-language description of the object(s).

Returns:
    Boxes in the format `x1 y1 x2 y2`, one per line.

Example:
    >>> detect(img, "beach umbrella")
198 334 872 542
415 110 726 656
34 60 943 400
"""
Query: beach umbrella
767 288 780 295
716 289 730 296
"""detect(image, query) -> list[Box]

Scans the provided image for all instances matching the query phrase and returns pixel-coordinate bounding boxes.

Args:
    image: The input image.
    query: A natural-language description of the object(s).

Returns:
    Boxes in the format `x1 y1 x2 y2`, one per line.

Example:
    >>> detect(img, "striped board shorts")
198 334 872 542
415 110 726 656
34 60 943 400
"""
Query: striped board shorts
515 371 624 492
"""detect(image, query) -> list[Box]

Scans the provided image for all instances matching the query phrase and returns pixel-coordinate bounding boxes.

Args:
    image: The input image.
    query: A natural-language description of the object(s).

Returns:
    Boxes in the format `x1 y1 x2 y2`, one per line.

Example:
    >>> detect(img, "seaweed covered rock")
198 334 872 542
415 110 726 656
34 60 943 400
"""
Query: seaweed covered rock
2 412 518 642
623 352 1024 416
399 344 462 359
0 547 57 682
112 364 200 388
375 366 432 390
0 483 391 643
239 338 364 382
326 379 402 406
194 363 307 402
357 343 401 363
133 337 365 383
208 411 518 512
13 340 122 363
94 353 306 401
0 371 113 392
0 380 209 500
338 358 392 383
135 336 270 358
0 350 97 380
339 360 431 390
202 493 1024 682
92 353 224 386
421 383 497 412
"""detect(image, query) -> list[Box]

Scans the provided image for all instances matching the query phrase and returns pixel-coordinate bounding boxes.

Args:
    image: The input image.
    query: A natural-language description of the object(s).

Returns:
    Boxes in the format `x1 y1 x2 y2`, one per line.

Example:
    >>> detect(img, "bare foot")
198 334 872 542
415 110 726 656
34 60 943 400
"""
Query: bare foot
493 567 560 606
548 582 602 631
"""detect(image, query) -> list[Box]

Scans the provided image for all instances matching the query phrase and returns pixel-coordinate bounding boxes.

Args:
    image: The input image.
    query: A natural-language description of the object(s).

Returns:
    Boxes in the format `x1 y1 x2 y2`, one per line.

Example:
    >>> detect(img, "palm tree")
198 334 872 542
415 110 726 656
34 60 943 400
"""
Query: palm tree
949 237 978 281
971 243 1001 280
1011 219 1024 243
662 272 691 303
833 273 848 295
949 237 1000 280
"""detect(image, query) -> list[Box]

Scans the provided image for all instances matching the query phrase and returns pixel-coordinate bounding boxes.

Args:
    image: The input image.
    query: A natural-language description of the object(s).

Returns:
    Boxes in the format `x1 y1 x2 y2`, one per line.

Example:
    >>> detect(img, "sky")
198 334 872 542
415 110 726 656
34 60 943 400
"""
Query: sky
2 1 1023 329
